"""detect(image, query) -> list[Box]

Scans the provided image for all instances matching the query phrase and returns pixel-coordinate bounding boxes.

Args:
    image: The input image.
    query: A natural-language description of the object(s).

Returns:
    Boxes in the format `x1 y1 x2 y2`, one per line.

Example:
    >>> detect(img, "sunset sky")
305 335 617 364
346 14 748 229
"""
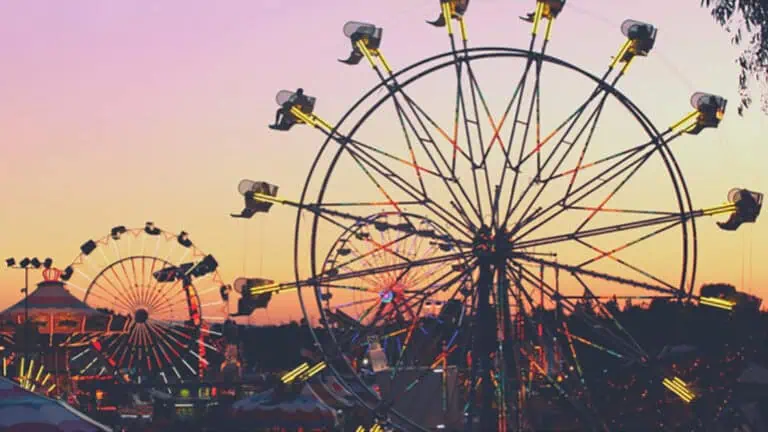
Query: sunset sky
1 0 765 325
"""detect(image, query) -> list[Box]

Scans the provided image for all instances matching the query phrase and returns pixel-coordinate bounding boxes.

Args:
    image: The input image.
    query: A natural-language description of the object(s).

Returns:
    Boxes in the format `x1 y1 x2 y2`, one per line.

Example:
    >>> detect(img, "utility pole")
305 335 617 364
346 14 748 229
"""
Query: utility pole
6 257 51 361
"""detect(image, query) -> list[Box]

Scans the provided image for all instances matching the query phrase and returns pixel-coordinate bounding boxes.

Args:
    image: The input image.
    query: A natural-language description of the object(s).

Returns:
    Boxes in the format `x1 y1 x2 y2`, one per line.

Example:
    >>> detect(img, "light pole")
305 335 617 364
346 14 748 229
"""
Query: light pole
5 257 50 359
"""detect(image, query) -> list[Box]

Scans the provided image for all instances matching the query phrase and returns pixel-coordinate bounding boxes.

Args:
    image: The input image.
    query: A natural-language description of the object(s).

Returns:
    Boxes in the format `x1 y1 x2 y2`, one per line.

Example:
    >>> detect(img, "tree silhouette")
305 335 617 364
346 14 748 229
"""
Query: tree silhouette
700 282 737 298
701 0 768 115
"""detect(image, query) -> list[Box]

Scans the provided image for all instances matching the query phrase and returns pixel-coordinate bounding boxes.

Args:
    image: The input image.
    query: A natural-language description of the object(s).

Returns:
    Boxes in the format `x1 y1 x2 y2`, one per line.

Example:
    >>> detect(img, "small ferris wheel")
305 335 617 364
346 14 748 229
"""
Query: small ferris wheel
61 222 228 385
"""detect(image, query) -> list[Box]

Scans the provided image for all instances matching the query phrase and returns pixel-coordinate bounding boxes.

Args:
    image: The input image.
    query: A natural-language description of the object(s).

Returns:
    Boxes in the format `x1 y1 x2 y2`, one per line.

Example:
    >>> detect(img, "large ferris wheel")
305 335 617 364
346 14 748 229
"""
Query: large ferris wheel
236 0 763 430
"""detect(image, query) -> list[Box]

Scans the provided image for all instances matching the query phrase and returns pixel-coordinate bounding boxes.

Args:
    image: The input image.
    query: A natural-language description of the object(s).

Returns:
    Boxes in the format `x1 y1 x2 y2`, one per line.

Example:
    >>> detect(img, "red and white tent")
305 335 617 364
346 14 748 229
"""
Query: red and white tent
230 384 337 430
0 269 106 343
0 376 111 431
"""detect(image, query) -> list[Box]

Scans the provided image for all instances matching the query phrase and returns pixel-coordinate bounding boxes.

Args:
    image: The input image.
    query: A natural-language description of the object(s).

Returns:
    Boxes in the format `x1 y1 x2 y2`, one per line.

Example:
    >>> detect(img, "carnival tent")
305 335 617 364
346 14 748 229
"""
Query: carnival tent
231 384 337 430
0 269 105 341
0 376 111 431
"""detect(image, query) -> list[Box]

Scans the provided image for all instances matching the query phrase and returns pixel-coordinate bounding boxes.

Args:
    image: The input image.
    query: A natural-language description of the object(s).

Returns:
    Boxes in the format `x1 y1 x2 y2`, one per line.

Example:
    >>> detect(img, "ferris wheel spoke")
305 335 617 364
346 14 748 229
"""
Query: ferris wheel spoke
388 90 485 225
506 95 613 230
320 283 377 295
342 260 467 340
154 291 198 320
152 338 173 369
516 254 679 297
400 256 472 314
574 161 667 236
509 273 601 383
331 297 379 313
385 304 429 384
333 232 419 278
146 322 183 364
88 276 137 313
148 323 198 376
147 323 197 379
153 293 196 319
113 244 143 306
159 274 211 314
567 272 647 356
329 106 471 231
260 187 473 246
388 71 475 168
511 266 603 352
122 324 141 370
358 266 475 360
149 299 183 320
501 75 623 229
407 223 432 259
361 265 413 329
82 260 140 310
512 265 645 360
507 56 627 180
127 256 143 304
573 226 682 290
511 142 660 241
398 253 444 289
149 319 193 342
349 25 475 180
478 46 536 168
496 57 550 234
138 259 161 309
87 287 133 314
395 259 472 311
331 264 384 294
513 202 701 253
458 58 508 226
340 136 478 235
146 286 180 318
450 58 488 222
142 256 169 306
348 138 449 181
103 256 140 306
360 231 415 264
150 272 200 318
546 139 655 184
318 250 471 286
99 333 125 362
528 130 687 237
147 276 187 316
110 265 144 309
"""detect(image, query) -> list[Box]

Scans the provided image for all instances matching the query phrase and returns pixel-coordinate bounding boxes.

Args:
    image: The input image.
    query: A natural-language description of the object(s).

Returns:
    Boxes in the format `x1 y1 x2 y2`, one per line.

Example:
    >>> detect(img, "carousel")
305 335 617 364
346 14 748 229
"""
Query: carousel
0 267 119 396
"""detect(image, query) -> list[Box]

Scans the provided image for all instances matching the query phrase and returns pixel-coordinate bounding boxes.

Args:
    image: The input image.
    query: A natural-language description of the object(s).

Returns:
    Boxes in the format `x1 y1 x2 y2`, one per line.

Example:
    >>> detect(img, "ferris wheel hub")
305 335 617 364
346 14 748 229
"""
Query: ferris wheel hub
134 308 149 324
471 226 513 261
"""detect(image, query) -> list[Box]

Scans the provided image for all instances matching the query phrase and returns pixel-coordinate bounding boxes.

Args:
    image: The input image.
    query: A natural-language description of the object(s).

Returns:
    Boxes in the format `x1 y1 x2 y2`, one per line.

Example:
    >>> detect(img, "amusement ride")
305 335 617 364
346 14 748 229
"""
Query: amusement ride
60 222 230 387
228 0 764 430
0 1 764 430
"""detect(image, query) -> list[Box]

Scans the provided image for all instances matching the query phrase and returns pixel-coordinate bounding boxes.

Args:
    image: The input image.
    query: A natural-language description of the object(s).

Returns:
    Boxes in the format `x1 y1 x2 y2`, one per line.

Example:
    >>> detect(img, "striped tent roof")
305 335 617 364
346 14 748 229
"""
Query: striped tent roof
0 377 112 431
0 281 102 317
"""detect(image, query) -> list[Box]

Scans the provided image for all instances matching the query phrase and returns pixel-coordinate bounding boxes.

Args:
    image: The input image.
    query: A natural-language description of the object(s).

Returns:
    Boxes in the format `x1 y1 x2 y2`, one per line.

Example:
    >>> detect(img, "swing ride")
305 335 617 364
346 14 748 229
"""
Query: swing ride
244 0 764 430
